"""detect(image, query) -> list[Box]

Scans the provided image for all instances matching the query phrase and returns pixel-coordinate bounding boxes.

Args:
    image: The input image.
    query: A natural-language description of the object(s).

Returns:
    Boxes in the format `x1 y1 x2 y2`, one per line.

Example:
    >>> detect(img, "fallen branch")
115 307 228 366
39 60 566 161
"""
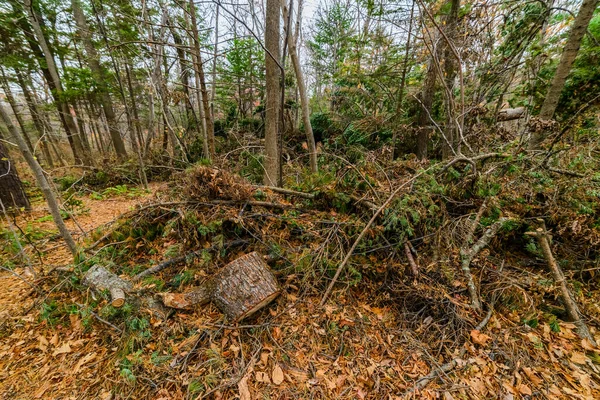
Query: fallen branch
320 167 433 305
404 241 419 277
526 222 597 346
133 239 248 281
460 218 507 310
83 265 132 308
406 305 495 394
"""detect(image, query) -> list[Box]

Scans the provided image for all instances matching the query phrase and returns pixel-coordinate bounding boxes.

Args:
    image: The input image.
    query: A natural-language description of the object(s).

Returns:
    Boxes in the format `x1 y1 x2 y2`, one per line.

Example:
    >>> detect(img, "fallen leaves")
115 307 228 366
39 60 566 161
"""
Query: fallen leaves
272 364 284 385
470 329 492 346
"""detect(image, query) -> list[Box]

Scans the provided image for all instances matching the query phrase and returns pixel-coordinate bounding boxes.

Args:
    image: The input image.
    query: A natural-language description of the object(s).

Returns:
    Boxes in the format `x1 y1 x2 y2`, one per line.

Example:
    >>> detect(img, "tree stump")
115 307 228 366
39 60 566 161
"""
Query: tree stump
160 252 280 322
83 265 132 308
0 141 29 210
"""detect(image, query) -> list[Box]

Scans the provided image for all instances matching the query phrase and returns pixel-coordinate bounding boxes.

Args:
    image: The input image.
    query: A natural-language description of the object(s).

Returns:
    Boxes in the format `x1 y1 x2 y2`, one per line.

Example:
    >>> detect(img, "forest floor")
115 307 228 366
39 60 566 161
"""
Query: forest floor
1 179 600 399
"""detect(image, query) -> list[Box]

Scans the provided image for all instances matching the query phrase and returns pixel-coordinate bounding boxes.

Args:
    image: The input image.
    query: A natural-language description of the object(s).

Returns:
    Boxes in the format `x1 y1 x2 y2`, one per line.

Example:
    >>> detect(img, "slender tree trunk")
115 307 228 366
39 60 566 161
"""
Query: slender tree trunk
21 0 89 166
530 0 599 149
0 104 77 256
391 0 416 161
283 0 317 173
0 70 36 155
264 0 282 185
211 5 219 121
442 0 460 159
187 0 215 160
167 17 199 137
71 0 128 160
124 62 149 188
15 70 54 168
416 56 437 159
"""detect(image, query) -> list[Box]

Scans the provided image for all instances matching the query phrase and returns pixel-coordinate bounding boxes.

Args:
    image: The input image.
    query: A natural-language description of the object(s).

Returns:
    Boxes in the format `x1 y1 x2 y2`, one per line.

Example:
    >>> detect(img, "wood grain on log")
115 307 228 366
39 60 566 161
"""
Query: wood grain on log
212 252 280 321
83 265 132 308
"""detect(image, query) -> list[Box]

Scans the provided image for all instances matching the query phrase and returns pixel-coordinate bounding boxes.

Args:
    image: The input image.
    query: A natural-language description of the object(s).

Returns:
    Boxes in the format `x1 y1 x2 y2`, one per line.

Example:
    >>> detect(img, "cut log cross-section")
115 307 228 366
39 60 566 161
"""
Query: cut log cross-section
83 265 132 308
160 252 281 322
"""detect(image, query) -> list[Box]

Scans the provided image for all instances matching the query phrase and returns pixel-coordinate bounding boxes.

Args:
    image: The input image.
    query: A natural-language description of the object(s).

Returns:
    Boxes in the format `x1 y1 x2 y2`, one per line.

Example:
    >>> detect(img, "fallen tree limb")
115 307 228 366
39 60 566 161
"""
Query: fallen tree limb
133 239 248 282
406 305 495 395
83 265 132 308
404 241 419 277
460 218 507 310
526 222 597 346
320 167 433 305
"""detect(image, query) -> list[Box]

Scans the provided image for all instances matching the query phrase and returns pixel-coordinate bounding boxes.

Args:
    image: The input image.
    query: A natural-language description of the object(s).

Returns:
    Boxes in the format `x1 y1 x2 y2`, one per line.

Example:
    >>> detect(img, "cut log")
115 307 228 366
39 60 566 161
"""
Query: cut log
497 107 525 121
83 265 132 308
212 252 280 321
160 252 280 322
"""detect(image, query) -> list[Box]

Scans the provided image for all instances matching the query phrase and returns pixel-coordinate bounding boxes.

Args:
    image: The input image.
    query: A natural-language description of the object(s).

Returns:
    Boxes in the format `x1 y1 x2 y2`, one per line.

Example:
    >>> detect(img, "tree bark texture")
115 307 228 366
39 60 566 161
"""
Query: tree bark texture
264 0 282 185
0 140 30 210
83 265 132 308
531 0 599 149
161 252 280 322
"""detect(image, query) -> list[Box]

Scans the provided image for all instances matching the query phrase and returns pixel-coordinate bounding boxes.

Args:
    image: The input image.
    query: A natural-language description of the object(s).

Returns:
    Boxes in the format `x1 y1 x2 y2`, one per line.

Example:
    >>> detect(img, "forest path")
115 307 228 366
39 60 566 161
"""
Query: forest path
0 182 163 399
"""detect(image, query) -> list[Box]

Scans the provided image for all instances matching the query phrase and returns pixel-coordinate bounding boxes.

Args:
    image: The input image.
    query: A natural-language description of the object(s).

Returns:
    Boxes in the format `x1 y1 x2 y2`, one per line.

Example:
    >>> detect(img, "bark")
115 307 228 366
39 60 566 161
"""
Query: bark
0 140 30 210
20 0 89 165
167 16 199 136
283 0 318 174
188 0 215 159
497 107 525 121
0 71 36 155
531 0 599 149
160 252 280 322
460 218 507 310
527 226 596 345
124 62 149 188
15 70 54 167
0 104 77 256
71 0 128 160
416 57 437 159
264 0 282 185
391 0 416 161
442 0 460 159
211 5 219 121
83 265 132 308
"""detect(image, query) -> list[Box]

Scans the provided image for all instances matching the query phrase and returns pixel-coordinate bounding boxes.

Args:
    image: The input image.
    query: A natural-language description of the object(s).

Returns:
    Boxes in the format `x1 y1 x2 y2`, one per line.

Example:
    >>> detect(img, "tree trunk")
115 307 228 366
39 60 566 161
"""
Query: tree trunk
188 0 215 160
442 0 461 159
264 0 282 185
15 70 54 168
0 104 77 256
21 0 89 166
530 0 599 149
167 16 200 138
71 0 128 160
0 70 36 155
0 139 30 210
284 0 318 174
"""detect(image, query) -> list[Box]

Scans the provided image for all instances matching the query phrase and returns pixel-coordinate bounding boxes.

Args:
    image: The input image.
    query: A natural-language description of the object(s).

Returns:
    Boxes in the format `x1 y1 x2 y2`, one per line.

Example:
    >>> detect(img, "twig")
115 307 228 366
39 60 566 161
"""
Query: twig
133 239 248 281
320 166 435 305
460 218 507 310
404 241 419 277
526 221 596 346
406 305 494 394
75 302 122 333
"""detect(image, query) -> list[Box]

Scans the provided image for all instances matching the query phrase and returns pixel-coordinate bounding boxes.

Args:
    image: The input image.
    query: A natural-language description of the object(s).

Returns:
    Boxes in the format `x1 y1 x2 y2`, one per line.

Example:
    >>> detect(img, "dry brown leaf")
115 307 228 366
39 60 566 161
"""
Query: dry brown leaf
255 371 271 384
581 339 596 351
238 376 251 400
52 342 72 357
518 384 532 395
272 364 284 385
571 351 587 364
470 330 492 346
